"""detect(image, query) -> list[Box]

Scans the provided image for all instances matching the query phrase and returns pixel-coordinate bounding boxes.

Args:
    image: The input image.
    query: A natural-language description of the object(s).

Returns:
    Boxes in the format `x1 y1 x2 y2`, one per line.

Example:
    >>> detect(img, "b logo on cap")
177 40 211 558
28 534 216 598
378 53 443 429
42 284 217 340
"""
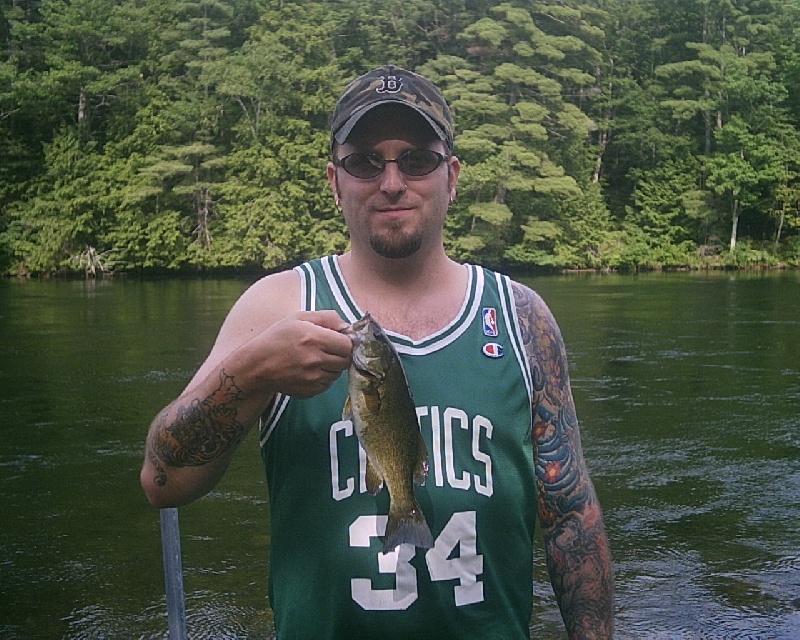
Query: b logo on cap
377 74 403 94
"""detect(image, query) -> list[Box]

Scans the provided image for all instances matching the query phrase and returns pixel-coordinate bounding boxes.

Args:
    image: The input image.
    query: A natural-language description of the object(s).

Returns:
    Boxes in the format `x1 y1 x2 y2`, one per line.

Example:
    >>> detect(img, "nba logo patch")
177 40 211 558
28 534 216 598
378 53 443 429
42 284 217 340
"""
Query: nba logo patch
482 307 499 337
482 342 504 358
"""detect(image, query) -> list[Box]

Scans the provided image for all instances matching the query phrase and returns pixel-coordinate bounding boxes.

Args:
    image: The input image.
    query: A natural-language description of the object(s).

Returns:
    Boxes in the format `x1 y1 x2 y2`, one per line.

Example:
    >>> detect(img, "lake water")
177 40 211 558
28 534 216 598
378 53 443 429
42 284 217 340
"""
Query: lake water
1 271 798 639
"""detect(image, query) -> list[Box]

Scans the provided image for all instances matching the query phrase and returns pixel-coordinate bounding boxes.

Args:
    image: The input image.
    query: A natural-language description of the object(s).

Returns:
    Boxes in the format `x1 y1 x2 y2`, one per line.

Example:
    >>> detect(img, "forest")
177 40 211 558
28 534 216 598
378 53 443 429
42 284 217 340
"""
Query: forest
1 0 799 275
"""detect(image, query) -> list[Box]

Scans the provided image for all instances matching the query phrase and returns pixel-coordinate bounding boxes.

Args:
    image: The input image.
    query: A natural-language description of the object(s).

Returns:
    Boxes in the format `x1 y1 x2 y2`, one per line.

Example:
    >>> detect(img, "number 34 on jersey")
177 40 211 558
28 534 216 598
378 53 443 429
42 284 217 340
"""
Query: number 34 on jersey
350 511 484 611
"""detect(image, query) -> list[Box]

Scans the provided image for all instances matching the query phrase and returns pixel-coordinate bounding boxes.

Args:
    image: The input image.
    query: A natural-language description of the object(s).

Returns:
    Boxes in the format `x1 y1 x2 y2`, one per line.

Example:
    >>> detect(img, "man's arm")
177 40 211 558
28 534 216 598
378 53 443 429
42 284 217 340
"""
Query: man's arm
141 366 258 508
512 281 614 639
140 271 353 508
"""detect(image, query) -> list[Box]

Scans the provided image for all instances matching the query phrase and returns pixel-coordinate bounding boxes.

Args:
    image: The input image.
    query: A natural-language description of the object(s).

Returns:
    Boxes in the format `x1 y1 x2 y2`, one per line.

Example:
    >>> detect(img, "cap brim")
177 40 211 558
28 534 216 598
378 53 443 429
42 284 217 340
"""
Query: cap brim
333 101 448 146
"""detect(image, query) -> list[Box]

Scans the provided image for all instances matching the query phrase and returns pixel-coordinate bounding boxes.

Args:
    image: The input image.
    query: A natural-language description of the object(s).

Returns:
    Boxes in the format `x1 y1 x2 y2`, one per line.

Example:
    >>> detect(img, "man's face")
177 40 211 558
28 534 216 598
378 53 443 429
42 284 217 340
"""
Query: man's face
327 105 460 260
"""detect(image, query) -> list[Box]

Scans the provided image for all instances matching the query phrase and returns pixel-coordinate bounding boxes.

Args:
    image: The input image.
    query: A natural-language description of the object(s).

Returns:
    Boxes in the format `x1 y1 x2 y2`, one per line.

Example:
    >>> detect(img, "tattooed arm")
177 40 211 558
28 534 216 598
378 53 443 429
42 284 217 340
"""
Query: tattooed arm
512 281 614 639
141 368 256 507
140 271 353 508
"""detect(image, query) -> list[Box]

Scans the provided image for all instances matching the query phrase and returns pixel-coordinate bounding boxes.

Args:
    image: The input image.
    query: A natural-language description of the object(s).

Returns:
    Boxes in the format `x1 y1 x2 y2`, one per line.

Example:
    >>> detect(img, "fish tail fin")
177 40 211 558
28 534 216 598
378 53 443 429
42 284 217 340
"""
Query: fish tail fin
382 505 433 554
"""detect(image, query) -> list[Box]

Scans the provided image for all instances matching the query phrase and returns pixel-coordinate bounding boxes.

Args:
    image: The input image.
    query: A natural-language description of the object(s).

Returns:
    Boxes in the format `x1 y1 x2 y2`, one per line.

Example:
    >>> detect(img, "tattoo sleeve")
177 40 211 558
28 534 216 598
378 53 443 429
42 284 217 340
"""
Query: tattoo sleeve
147 369 247 487
512 281 614 639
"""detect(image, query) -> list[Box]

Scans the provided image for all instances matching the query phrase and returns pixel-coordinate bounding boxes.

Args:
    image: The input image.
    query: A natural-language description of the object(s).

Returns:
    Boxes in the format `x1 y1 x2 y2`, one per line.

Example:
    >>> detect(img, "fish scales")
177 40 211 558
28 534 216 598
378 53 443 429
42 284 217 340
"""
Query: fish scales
342 313 433 554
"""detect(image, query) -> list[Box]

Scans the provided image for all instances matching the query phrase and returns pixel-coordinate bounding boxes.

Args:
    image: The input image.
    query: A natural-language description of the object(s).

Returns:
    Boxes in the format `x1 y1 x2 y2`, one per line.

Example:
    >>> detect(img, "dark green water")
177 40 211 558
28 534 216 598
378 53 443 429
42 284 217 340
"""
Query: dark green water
1 272 798 639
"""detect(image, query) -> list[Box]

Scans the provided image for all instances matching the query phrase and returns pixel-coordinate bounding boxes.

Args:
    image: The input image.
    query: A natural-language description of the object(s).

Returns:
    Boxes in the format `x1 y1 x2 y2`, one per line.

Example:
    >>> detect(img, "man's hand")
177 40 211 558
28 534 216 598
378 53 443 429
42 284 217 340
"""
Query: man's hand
239 310 353 398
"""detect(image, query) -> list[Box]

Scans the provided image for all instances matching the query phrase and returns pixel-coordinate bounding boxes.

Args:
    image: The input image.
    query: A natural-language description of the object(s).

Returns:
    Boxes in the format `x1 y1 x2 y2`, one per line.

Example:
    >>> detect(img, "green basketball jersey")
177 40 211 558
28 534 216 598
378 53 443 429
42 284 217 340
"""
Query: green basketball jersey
260 256 537 640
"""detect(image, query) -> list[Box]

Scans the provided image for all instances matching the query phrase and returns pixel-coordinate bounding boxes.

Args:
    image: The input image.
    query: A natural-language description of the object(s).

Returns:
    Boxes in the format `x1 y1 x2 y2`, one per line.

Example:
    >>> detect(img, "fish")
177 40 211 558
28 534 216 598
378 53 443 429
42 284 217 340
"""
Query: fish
341 313 434 554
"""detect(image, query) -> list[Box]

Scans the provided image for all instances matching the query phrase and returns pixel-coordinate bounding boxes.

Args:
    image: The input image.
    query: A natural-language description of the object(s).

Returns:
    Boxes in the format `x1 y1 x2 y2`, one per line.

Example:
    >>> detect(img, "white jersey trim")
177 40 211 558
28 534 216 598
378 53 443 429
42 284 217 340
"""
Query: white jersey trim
322 255 484 356
496 273 534 405
294 261 317 312
259 393 291 446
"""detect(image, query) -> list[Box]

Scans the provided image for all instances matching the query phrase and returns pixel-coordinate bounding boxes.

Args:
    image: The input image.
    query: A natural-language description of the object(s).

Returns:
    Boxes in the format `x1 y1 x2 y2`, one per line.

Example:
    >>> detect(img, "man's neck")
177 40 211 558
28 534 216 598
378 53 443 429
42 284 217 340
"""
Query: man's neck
337 250 468 340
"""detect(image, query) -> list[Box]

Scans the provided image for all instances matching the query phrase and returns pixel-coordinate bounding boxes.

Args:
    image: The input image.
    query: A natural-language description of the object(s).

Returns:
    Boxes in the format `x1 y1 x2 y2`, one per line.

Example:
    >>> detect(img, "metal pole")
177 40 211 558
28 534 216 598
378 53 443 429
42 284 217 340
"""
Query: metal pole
160 508 189 640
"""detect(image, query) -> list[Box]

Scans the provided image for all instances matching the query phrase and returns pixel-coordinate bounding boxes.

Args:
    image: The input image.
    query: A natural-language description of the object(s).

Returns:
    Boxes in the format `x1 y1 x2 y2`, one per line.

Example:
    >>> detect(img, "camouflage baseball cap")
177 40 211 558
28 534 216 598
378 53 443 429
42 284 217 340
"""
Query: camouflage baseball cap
331 65 455 151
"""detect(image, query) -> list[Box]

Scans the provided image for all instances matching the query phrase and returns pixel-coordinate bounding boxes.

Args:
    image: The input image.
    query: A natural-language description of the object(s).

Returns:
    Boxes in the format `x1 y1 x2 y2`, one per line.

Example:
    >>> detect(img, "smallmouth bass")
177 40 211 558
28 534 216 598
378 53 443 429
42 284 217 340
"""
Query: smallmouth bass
342 313 433 554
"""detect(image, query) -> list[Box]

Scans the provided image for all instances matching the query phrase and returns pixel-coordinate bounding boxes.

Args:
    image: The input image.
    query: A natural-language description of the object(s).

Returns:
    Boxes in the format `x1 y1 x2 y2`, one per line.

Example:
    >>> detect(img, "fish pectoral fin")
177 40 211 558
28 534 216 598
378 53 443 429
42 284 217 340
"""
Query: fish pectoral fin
414 457 429 487
365 458 384 496
363 388 382 414
413 433 429 487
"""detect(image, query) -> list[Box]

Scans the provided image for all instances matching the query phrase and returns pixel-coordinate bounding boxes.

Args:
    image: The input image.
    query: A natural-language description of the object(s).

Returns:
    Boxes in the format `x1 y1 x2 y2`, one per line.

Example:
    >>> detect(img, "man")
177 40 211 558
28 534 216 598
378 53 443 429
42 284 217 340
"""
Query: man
141 65 613 639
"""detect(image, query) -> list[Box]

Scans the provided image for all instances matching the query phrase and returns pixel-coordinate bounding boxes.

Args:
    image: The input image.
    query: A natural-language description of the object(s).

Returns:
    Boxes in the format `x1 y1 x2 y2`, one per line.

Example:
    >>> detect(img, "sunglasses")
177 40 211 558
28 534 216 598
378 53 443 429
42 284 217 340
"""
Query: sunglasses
334 149 448 179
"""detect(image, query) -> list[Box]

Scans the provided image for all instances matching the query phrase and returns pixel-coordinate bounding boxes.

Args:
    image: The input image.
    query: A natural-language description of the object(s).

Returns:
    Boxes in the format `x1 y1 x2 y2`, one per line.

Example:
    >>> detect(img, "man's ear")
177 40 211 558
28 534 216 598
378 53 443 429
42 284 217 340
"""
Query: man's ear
326 162 341 208
448 155 461 202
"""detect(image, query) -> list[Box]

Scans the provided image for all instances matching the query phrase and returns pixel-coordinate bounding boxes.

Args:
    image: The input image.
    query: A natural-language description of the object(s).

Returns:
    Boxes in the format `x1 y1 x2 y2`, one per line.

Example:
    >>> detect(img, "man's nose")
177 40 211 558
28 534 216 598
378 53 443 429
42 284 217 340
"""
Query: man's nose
379 161 407 195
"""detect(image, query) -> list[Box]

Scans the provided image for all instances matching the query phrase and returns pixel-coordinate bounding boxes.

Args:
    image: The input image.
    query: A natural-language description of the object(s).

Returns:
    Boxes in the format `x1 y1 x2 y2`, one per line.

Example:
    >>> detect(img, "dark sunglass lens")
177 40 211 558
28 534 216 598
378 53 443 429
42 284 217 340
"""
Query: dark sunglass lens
338 150 444 178
397 150 442 176
342 154 383 178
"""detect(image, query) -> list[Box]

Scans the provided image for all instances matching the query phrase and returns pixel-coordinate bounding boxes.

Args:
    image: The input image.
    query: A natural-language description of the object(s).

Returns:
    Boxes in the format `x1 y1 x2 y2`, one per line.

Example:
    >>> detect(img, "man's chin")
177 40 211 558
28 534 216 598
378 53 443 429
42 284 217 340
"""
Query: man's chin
369 235 422 259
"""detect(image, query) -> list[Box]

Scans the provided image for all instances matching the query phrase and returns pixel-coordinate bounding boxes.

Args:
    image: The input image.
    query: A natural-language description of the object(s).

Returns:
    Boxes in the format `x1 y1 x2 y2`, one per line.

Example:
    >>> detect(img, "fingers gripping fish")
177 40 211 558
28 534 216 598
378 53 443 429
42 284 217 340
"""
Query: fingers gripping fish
341 313 434 554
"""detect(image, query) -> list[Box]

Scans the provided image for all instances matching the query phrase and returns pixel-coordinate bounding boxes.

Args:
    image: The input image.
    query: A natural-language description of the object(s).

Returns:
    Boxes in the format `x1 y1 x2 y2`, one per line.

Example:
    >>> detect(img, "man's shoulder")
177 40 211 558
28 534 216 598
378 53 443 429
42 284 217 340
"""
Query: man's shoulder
247 267 302 298
474 267 534 295
501 277 561 336
227 268 302 327
465 266 552 322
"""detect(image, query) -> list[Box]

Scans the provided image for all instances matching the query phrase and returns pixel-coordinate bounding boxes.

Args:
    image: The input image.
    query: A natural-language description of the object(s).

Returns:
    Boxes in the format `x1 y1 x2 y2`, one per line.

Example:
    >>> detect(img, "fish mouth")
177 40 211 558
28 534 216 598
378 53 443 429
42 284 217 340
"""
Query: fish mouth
352 312 373 328
339 314 370 340
339 313 372 338
342 313 385 378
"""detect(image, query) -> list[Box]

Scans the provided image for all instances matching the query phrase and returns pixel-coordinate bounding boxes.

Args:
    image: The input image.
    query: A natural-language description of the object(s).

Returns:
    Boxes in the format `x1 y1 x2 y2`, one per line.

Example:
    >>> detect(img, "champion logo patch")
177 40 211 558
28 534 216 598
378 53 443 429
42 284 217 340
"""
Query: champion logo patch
482 307 499 337
482 342 504 358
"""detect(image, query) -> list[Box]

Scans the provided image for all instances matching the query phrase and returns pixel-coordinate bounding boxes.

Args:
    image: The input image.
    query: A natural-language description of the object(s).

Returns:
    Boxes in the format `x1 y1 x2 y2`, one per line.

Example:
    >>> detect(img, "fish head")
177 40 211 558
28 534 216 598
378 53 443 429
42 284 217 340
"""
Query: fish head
342 313 396 379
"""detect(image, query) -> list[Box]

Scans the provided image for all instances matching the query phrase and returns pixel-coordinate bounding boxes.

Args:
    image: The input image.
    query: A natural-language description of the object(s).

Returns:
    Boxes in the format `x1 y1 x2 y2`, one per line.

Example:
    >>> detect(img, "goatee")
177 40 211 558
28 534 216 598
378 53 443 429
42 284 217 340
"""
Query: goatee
369 233 422 259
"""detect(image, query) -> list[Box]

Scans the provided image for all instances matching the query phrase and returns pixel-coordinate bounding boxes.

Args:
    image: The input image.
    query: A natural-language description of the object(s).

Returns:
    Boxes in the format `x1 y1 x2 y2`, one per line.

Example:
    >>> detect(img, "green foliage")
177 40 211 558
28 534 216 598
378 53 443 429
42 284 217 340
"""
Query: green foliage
777 236 800 266
422 0 603 267
551 182 616 269
1 0 799 274
8 128 110 273
627 158 704 243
